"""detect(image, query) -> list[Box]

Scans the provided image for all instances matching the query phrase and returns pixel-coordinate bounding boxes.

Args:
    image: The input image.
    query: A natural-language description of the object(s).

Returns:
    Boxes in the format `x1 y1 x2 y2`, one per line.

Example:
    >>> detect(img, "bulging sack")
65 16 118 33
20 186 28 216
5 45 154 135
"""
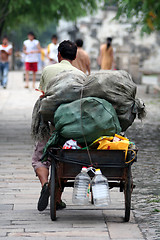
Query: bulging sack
82 70 142 131
31 70 145 142
40 70 86 121
54 97 121 144
39 70 145 131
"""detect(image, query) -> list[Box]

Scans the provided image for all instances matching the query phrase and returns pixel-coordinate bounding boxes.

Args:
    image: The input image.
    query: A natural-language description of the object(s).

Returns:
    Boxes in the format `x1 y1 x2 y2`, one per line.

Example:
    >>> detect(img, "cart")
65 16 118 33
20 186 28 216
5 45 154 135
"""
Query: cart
46 147 137 222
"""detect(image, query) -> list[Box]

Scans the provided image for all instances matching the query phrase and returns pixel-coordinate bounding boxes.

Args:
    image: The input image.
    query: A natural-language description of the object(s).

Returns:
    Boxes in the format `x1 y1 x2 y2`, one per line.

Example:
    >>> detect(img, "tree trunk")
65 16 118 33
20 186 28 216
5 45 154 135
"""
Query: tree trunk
0 20 5 38
0 0 11 38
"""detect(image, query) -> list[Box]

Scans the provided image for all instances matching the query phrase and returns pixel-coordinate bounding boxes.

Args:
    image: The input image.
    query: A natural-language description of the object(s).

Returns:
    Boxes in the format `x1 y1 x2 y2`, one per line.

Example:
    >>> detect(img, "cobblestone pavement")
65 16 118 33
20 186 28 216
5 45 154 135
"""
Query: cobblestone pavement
1 71 158 240
126 85 160 240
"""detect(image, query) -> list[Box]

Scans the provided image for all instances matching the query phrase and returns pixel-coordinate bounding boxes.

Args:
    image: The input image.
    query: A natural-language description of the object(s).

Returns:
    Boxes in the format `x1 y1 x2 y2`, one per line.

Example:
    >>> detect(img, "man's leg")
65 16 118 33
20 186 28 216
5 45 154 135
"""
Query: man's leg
0 63 3 86
25 70 29 88
2 62 9 88
32 140 66 211
32 71 36 89
32 140 50 211
32 140 50 185
36 166 50 212
36 167 49 187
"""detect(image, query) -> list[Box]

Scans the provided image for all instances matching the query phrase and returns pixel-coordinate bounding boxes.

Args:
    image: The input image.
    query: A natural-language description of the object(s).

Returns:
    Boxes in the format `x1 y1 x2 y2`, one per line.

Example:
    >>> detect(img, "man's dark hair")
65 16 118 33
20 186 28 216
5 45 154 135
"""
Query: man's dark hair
106 37 112 49
75 39 83 47
58 40 77 60
52 34 58 40
28 31 35 38
2 35 8 40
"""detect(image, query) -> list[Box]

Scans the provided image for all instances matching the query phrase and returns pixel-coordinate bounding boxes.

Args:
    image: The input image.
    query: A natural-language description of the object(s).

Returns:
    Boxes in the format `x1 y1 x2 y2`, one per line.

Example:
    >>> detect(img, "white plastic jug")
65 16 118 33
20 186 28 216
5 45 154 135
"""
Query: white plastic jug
92 169 110 207
72 167 91 205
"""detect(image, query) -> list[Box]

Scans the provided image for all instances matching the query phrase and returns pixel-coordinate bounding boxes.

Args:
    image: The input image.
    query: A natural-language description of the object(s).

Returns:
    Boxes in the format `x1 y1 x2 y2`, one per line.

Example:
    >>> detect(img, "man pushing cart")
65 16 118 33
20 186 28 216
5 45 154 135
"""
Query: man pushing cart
31 40 145 221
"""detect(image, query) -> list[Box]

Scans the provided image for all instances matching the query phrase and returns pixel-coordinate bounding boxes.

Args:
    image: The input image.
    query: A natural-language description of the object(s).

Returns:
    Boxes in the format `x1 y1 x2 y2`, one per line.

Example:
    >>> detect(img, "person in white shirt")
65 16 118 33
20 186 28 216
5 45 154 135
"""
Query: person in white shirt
23 32 41 88
0 36 12 89
47 34 58 64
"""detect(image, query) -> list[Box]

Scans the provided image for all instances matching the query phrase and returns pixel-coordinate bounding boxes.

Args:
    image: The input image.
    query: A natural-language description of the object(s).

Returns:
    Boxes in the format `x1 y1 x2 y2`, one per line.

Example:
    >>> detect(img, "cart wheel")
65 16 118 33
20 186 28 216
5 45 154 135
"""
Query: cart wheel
124 164 132 222
50 160 56 221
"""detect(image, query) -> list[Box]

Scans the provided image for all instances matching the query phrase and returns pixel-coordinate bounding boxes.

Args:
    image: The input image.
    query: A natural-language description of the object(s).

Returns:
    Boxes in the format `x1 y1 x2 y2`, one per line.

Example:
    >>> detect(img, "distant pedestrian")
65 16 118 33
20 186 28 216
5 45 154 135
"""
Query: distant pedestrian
99 37 113 70
0 36 12 89
47 34 58 64
23 32 41 89
72 39 90 75
40 48 46 69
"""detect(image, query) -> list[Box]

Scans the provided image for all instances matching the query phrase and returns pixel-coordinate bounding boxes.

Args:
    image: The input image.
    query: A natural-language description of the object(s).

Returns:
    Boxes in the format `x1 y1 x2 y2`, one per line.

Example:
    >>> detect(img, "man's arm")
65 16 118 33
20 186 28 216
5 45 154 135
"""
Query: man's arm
86 55 90 75
36 42 41 53
1 46 12 56
97 45 103 66
23 45 28 55
8 47 12 56
110 47 113 63
47 44 51 60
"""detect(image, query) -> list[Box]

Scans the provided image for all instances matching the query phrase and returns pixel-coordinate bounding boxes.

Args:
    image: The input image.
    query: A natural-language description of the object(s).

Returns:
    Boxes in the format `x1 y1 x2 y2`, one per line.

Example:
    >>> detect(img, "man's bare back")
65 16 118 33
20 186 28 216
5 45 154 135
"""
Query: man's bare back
0 50 9 62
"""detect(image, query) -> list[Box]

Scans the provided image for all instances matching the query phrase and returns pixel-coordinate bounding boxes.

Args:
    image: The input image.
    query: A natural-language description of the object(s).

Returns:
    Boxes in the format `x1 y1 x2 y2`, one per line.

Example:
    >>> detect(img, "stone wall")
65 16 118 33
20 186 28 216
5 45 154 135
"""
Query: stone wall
57 8 160 84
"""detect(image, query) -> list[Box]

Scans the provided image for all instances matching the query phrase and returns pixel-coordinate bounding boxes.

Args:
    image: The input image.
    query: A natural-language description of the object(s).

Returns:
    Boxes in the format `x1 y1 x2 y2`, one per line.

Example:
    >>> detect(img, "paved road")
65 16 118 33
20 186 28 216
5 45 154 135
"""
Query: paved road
0 71 145 240
126 85 160 240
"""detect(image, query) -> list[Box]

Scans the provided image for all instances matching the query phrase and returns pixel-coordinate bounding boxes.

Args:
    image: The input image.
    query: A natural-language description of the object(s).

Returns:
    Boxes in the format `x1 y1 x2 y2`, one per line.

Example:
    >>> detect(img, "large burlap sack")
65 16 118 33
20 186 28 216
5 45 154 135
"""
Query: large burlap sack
39 70 86 121
32 70 145 141
54 97 121 144
83 70 136 108
82 70 145 131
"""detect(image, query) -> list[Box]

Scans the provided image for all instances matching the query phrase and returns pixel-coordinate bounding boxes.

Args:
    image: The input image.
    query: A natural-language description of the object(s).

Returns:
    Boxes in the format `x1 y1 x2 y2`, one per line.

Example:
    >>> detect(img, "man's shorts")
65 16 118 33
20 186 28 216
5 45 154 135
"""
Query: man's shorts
32 140 51 173
25 62 38 72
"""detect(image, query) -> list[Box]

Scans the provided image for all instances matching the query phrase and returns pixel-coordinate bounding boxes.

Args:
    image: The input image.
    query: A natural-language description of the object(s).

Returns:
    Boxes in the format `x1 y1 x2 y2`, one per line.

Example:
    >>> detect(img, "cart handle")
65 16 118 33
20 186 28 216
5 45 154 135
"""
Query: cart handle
125 150 137 164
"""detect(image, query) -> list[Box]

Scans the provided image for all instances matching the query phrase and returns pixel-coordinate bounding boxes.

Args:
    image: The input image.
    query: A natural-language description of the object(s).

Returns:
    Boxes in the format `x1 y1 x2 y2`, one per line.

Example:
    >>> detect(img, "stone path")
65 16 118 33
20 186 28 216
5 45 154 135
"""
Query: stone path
126 85 160 240
0 71 145 239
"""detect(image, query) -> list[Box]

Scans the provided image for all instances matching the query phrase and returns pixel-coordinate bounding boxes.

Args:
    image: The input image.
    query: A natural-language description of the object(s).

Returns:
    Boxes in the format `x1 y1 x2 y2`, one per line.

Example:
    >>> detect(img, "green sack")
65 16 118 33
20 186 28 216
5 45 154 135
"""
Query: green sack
54 97 121 144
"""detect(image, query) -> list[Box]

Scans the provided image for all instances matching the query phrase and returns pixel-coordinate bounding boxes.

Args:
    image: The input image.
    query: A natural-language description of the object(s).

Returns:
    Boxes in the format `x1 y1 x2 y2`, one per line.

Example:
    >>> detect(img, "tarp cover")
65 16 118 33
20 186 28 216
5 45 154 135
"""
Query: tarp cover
54 97 121 144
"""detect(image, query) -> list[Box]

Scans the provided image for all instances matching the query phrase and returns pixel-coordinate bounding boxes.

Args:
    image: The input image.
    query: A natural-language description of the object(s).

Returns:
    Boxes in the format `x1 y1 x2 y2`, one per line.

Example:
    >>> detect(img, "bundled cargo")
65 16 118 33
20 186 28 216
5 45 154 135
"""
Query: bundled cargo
82 70 145 131
39 71 86 122
54 97 121 144
31 70 145 141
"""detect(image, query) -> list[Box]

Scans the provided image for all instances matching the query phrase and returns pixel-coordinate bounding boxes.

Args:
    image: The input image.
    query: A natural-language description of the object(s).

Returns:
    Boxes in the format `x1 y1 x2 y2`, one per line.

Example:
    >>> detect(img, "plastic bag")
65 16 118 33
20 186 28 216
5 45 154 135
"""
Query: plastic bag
92 134 129 159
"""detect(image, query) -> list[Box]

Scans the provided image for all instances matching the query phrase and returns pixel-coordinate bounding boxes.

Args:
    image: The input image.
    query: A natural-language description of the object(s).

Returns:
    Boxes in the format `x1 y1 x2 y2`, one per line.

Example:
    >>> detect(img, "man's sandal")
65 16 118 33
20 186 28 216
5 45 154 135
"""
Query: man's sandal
37 182 50 211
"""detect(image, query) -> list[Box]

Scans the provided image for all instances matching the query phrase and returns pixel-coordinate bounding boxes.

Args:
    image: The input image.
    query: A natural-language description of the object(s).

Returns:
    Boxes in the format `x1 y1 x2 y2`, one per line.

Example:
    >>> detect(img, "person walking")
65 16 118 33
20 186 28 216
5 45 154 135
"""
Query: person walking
23 32 41 89
0 36 12 89
72 39 90 74
99 37 113 70
47 34 58 65
32 40 83 211
40 48 46 69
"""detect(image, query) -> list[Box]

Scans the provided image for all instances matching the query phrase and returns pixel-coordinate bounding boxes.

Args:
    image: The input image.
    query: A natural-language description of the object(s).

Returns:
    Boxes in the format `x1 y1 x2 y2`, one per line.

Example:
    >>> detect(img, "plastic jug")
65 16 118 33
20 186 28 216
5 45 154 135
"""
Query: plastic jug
72 167 91 205
92 169 110 207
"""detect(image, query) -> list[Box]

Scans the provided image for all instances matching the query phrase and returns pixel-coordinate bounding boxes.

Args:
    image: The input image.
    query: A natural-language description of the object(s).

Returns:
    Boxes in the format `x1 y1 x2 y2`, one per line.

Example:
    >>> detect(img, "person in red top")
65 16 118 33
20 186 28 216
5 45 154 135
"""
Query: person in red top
0 36 12 89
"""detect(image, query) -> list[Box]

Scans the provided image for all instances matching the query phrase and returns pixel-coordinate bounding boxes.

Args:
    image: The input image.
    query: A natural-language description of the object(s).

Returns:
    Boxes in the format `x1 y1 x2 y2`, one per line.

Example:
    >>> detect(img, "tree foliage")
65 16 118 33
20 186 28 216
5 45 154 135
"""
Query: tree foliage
0 0 99 37
105 0 160 34
8 21 57 50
